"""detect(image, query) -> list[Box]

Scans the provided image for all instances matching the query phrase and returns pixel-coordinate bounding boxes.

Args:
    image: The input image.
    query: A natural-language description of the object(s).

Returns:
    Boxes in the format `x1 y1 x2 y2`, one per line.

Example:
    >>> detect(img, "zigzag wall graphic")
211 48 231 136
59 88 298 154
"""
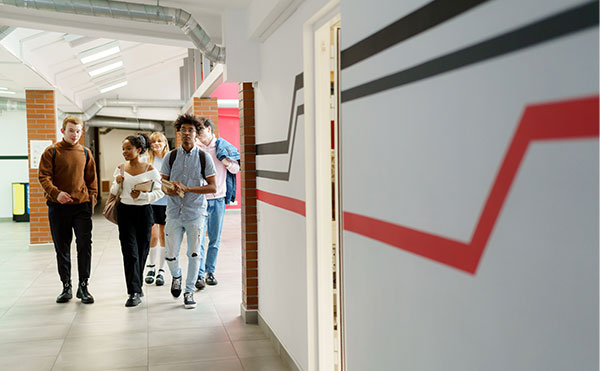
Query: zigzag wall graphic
255 73 304 181
343 96 599 274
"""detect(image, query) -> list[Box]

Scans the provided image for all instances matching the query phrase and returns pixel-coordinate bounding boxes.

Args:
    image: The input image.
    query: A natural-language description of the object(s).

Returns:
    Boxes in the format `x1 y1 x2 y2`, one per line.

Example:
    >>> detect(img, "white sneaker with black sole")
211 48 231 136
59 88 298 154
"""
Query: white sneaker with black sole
183 291 196 309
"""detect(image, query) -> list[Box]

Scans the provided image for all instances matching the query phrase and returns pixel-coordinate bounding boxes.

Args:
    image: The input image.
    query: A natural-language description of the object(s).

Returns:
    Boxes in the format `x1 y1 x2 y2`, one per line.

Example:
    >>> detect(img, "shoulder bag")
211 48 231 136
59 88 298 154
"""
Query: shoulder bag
103 163 124 224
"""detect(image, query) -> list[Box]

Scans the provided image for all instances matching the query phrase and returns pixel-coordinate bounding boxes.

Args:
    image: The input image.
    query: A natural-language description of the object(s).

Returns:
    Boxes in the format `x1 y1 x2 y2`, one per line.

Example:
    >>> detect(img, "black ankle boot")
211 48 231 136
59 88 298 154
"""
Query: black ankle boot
56 281 72 303
76 280 95 304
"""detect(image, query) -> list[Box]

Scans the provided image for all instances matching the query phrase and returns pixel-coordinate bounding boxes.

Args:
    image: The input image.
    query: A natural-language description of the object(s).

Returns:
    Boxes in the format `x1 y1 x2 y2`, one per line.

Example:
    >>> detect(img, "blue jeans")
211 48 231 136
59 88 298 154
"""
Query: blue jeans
165 216 206 293
198 198 226 278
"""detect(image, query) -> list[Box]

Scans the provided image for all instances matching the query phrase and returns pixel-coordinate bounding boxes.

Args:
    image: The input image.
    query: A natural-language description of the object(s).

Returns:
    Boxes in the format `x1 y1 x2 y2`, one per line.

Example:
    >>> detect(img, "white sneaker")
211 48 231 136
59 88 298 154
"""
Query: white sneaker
183 291 196 309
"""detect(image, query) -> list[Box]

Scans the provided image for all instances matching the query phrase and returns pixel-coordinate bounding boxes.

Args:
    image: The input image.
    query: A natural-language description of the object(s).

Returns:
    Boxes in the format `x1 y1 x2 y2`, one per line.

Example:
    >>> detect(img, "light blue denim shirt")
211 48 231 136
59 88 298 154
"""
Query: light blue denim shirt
160 146 216 221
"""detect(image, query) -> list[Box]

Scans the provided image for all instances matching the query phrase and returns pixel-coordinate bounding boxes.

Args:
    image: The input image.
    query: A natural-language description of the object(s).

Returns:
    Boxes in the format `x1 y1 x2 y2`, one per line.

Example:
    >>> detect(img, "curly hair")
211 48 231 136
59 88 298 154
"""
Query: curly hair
174 113 202 133
124 133 151 154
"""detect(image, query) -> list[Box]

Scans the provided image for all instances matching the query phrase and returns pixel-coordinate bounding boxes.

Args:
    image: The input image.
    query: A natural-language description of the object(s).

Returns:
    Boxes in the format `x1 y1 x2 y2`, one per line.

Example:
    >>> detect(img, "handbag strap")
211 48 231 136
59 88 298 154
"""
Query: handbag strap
116 163 125 196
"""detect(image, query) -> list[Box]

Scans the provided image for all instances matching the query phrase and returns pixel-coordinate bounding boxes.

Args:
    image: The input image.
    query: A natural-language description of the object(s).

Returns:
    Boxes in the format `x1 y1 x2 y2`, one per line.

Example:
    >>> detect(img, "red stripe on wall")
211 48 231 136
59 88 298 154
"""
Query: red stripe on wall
257 189 306 216
344 96 599 274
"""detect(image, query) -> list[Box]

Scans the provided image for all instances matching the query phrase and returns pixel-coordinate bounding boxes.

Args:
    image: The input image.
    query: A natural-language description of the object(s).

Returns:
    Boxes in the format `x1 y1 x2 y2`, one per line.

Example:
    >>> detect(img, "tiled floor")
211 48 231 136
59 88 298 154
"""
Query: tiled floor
0 212 289 371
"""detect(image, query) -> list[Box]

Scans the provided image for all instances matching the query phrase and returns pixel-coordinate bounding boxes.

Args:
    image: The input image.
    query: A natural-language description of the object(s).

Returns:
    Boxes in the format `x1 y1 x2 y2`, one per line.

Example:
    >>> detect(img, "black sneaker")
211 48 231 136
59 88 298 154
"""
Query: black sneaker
155 270 165 286
125 293 141 307
171 276 182 298
56 281 72 303
183 292 196 309
76 281 94 304
145 265 155 284
206 273 218 286
195 276 206 291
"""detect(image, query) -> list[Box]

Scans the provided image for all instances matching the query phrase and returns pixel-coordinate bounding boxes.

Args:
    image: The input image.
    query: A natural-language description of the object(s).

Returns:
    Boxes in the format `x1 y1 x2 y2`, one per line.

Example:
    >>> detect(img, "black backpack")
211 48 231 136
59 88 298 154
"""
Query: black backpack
168 148 207 180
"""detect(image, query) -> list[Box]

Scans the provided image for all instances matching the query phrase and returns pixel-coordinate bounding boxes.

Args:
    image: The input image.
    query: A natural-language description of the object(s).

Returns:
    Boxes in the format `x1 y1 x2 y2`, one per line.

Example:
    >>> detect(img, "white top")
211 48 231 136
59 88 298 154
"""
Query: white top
110 164 164 205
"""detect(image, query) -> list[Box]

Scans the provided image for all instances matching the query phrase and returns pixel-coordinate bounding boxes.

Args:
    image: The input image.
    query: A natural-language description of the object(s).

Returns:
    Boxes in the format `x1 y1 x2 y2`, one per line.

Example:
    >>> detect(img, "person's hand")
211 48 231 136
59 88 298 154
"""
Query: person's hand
130 189 140 199
173 181 189 193
57 191 73 204
116 175 124 184
221 158 231 167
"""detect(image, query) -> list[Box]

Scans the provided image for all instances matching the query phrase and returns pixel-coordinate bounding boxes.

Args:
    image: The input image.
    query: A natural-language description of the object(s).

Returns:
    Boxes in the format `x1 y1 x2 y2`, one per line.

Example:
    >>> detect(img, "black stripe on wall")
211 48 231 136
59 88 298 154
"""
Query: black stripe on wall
256 104 304 180
256 73 304 155
341 1 599 103
341 0 490 70
0 155 27 160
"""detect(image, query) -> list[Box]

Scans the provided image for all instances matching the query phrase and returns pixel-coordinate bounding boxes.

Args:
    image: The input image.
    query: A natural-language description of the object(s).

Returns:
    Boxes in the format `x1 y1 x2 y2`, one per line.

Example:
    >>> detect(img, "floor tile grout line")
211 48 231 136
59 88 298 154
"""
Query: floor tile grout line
212 293 248 370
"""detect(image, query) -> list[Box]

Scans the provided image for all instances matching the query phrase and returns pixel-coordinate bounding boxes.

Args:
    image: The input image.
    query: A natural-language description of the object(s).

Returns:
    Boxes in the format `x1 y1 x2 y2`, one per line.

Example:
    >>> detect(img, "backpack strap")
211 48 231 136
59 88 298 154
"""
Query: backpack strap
168 148 178 169
83 146 89 168
198 149 206 181
52 144 56 170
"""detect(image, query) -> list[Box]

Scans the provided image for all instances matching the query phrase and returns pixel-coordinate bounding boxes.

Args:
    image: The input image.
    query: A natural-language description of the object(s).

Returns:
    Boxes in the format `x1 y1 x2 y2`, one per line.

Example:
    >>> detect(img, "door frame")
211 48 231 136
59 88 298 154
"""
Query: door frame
302 1 343 369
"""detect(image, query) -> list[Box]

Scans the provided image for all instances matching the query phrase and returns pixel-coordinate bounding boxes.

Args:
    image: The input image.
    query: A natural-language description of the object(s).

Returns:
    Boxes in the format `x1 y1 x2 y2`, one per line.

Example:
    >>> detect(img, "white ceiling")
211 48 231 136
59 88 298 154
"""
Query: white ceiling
0 0 252 115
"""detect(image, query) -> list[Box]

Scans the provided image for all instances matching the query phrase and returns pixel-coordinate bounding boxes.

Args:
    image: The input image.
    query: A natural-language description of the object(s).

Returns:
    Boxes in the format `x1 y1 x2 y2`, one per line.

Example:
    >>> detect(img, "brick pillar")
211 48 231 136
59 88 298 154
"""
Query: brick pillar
26 90 57 246
193 97 219 135
239 83 258 322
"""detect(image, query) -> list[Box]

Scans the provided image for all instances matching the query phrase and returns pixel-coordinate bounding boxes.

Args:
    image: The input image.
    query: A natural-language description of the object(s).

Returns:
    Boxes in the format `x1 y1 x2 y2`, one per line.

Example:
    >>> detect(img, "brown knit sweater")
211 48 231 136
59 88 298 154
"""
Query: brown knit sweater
38 140 98 205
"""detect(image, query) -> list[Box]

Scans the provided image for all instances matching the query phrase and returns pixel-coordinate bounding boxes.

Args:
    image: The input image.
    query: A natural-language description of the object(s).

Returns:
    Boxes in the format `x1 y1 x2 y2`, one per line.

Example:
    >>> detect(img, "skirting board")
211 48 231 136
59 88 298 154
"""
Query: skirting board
28 243 54 250
258 312 302 371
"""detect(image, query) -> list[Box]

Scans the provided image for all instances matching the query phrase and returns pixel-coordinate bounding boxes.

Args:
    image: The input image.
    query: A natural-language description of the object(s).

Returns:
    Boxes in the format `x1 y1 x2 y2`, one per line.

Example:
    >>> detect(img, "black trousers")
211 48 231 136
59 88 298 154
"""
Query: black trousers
117 203 154 295
47 201 93 283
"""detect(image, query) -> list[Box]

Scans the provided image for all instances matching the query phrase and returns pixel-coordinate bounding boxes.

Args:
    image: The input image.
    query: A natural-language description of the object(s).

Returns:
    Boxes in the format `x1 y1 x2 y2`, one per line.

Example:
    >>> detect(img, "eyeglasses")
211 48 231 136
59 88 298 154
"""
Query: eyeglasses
180 129 196 134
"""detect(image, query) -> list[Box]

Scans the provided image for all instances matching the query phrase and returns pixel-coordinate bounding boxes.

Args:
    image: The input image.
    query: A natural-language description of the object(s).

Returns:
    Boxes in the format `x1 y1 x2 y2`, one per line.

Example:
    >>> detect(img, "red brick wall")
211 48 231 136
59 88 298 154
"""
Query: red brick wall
239 83 258 310
26 90 56 245
193 97 219 135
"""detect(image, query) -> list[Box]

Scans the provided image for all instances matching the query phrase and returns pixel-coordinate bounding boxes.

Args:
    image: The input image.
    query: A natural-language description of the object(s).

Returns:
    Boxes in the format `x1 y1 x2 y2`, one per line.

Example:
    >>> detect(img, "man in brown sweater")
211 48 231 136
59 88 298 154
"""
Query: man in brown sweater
38 116 97 304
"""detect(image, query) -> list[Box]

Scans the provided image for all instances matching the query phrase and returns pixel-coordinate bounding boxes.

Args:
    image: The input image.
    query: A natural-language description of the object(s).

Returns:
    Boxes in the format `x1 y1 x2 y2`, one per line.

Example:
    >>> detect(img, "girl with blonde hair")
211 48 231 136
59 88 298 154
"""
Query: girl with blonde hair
144 132 170 286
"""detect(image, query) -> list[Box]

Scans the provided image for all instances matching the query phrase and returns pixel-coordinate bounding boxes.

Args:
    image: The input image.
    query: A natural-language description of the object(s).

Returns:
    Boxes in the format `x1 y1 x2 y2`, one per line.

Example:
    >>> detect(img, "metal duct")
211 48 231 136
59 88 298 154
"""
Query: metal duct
0 98 26 111
86 117 164 131
0 0 225 63
80 98 183 121
0 25 15 41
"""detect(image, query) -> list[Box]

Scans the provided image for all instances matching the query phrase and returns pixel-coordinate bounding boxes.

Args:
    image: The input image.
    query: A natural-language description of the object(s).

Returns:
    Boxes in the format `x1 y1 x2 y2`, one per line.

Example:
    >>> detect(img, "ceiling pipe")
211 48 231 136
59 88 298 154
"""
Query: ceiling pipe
0 0 225 63
86 117 164 131
80 98 184 121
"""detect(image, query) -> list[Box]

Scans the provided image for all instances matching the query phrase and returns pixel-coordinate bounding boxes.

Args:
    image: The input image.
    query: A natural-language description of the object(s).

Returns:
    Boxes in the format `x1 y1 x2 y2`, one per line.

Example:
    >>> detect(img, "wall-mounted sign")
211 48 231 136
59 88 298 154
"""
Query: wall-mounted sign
29 140 52 169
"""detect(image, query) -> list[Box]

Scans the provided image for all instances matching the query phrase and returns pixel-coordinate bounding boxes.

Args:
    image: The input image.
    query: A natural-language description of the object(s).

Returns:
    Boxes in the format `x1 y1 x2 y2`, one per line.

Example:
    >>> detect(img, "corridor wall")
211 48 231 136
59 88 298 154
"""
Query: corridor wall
339 0 598 370
0 110 30 218
253 0 330 369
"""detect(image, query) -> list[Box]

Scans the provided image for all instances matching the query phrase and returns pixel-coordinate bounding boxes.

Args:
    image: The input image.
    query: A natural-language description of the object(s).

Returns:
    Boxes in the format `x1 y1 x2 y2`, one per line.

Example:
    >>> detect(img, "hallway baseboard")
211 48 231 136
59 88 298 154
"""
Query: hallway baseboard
240 302 258 324
258 312 302 371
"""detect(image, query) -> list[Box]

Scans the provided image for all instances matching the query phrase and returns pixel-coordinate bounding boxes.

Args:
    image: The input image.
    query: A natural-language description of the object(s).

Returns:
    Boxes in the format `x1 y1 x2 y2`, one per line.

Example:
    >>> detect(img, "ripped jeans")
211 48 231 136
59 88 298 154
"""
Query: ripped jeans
164 215 206 293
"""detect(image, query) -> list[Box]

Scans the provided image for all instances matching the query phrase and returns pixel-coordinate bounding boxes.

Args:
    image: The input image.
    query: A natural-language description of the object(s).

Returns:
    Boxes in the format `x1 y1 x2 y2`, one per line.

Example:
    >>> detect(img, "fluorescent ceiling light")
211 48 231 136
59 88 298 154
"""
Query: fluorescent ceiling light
0 87 7 90
89 60 123 77
79 41 120 64
0 90 16 95
99 80 127 94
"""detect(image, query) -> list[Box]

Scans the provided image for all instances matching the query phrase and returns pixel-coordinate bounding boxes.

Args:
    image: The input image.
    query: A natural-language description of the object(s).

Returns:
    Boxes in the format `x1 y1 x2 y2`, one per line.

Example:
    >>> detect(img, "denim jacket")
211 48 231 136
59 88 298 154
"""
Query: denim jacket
216 138 240 204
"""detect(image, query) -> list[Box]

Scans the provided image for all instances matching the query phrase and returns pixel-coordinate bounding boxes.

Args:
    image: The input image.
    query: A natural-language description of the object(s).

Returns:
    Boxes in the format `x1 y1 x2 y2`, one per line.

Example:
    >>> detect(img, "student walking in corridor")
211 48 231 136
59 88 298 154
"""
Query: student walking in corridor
38 115 97 304
161 114 216 309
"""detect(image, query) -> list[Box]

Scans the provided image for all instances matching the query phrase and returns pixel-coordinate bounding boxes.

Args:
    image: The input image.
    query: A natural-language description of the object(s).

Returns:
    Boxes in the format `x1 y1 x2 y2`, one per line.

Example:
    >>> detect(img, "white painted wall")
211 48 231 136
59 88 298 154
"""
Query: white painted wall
0 109 29 219
340 0 598 370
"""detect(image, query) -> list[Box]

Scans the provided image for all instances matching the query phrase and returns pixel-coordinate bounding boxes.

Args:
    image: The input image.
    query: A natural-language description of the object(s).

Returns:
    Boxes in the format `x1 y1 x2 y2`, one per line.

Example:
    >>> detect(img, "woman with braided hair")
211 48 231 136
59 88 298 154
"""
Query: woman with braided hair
110 133 164 307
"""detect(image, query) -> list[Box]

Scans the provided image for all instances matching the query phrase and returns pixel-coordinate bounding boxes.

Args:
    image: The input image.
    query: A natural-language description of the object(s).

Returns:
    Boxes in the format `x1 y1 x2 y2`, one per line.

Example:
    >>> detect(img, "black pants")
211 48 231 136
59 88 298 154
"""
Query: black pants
117 203 154 295
47 201 93 283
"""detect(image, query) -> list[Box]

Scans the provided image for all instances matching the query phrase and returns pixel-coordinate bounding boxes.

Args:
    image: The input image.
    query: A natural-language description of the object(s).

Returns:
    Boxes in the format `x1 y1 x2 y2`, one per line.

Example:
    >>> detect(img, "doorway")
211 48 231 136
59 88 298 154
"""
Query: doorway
309 8 343 370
